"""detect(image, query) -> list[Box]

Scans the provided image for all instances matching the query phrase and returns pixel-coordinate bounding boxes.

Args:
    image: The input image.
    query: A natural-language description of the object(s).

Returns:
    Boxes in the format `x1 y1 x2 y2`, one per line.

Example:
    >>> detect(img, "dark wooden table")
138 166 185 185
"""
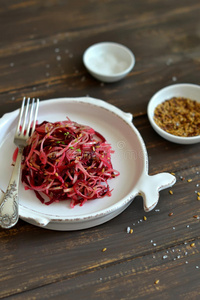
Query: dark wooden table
0 0 200 299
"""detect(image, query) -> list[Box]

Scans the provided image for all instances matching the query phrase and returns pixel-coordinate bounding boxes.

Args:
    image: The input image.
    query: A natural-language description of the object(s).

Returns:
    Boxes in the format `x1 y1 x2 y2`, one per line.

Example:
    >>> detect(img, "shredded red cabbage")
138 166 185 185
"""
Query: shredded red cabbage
21 118 119 207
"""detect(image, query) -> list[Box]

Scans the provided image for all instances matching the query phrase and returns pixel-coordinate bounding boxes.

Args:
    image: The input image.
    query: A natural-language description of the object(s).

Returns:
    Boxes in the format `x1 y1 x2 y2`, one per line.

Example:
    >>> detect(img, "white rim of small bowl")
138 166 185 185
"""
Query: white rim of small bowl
83 42 135 78
147 83 200 144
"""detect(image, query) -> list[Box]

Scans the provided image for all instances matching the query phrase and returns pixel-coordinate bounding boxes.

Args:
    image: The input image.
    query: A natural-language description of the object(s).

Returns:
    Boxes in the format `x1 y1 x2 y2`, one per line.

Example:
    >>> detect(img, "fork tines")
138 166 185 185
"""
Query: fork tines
16 97 39 138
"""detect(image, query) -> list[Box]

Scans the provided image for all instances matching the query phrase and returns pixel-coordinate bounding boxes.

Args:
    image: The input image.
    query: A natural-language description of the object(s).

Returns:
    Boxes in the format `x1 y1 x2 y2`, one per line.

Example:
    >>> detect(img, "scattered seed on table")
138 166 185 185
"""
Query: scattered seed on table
102 248 107 252
190 243 195 247
197 196 200 201
130 229 133 234
172 76 177 82
143 216 147 221
168 212 174 216
193 215 198 218
169 190 173 195
187 179 192 182
154 279 160 284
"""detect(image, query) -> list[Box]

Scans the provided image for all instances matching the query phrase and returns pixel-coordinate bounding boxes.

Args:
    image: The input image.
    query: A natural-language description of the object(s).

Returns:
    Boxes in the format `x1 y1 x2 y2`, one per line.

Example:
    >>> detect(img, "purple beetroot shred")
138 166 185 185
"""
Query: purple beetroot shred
21 118 119 207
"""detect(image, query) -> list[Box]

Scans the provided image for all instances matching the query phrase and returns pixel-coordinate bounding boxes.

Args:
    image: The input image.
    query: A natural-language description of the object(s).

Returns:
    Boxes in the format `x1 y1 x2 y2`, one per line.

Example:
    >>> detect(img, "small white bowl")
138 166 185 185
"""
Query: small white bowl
147 83 200 144
83 42 135 83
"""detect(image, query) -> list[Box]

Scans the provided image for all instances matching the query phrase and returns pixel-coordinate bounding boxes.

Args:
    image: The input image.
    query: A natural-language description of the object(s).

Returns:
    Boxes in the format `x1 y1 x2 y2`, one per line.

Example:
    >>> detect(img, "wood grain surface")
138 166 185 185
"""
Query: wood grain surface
0 0 200 299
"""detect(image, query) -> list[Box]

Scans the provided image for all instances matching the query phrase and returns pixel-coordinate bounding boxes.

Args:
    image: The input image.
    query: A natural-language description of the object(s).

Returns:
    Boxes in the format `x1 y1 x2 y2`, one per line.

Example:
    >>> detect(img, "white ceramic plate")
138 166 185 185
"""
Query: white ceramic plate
0 97 175 230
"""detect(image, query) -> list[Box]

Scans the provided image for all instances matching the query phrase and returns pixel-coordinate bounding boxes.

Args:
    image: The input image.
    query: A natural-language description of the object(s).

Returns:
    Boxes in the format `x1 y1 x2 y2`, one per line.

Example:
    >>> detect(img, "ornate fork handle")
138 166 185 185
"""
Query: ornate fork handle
0 147 23 229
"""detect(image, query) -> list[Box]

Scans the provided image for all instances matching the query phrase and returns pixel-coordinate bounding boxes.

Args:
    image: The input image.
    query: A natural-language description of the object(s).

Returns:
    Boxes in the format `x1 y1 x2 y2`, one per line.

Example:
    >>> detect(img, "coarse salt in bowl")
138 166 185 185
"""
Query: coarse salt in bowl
147 83 200 144
83 42 135 83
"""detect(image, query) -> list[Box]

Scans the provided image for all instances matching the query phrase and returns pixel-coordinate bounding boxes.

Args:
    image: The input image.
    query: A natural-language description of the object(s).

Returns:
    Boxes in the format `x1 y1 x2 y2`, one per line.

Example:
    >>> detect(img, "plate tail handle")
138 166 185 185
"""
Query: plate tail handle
138 173 176 212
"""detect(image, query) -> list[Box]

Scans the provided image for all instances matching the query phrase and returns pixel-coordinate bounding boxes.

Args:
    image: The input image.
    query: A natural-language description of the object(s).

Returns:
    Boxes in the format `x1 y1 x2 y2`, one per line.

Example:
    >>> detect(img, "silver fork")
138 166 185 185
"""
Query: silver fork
0 97 39 229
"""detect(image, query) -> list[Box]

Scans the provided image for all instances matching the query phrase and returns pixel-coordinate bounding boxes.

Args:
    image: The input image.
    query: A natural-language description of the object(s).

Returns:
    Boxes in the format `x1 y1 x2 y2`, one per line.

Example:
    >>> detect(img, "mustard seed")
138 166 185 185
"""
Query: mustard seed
154 97 200 137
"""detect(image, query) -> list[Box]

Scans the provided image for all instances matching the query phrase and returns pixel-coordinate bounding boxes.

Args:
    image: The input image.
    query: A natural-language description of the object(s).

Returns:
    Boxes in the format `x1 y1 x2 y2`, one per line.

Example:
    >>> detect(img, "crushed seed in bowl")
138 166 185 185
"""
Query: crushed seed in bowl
154 97 200 137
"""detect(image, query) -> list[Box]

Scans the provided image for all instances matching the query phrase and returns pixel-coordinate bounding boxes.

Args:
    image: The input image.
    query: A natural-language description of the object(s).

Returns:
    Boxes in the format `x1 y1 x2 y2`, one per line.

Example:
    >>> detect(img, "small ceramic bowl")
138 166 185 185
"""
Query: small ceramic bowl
83 42 135 83
147 83 200 144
